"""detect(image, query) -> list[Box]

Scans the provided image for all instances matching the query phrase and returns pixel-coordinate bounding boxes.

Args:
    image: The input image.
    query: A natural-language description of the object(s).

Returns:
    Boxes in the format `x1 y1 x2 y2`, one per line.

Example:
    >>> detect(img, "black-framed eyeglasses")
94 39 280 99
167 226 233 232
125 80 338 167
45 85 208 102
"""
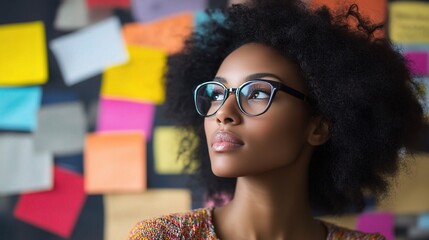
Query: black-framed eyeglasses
193 79 309 117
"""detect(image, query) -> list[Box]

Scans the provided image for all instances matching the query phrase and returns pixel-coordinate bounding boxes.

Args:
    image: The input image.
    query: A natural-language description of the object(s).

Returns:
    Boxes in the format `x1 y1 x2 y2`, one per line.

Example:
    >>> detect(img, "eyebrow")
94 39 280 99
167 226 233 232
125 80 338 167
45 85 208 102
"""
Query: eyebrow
213 72 284 84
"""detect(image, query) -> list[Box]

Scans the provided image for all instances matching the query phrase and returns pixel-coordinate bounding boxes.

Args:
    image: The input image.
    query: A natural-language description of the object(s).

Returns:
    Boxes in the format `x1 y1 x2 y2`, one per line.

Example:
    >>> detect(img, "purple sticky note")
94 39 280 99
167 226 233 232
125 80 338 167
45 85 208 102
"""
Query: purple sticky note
405 52 429 76
97 98 155 139
132 0 208 23
356 212 394 240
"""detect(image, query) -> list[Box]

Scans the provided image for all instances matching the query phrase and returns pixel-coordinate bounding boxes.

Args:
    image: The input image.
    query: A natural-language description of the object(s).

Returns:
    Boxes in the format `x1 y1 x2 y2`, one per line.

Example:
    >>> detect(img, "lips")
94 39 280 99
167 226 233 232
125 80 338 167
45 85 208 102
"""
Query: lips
211 131 244 152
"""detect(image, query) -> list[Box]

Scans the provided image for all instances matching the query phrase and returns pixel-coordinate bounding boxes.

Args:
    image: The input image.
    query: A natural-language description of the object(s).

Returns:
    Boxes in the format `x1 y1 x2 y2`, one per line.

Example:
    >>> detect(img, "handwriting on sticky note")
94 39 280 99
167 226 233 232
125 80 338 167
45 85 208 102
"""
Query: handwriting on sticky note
389 2 429 44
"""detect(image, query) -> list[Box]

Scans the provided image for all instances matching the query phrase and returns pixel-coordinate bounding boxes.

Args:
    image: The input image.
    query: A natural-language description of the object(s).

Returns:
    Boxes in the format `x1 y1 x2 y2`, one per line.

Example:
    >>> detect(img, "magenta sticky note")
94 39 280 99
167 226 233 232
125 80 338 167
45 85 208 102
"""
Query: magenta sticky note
97 97 155 139
356 212 394 240
405 52 429 76
14 166 86 238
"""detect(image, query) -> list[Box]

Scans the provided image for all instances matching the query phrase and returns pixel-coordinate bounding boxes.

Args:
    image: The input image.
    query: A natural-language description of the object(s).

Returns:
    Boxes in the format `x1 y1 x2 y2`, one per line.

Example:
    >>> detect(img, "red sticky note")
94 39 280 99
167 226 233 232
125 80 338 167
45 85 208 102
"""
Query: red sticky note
87 0 130 8
405 52 429 76
97 97 155 139
14 166 86 238
356 212 394 240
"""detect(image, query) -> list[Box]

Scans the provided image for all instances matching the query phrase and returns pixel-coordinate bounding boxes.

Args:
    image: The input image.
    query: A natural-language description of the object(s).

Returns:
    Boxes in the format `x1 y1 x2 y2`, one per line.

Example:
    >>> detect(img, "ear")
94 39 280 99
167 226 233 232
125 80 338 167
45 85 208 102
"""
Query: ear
307 115 331 146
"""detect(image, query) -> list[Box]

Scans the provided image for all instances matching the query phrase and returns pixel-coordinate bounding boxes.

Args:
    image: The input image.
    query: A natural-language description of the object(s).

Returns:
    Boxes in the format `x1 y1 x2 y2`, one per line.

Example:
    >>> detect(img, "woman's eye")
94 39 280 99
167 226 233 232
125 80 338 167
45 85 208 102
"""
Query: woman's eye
249 90 270 100
211 91 225 101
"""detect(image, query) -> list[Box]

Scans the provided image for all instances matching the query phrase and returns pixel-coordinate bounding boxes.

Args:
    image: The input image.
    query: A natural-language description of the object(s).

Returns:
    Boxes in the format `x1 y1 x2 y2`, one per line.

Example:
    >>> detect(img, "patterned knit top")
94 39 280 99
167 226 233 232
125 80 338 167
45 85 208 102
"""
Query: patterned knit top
128 208 386 240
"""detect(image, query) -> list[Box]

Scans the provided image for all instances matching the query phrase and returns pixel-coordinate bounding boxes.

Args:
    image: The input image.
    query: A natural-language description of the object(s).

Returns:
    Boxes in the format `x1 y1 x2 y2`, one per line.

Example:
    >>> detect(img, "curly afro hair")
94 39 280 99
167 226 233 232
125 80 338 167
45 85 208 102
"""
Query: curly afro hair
164 0 425 214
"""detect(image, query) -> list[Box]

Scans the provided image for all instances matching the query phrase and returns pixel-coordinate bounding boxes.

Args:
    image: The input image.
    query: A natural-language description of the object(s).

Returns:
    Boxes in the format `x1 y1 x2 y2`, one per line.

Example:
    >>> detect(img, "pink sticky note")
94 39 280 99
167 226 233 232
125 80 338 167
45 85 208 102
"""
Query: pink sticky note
356 212 394 240
405 52 429 76
14 166 86 238
97 97 155 139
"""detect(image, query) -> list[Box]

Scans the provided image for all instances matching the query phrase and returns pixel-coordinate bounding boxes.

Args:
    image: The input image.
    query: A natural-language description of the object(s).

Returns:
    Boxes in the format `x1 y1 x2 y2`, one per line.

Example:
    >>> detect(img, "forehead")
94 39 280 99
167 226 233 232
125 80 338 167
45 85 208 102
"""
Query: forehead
216 43 305 90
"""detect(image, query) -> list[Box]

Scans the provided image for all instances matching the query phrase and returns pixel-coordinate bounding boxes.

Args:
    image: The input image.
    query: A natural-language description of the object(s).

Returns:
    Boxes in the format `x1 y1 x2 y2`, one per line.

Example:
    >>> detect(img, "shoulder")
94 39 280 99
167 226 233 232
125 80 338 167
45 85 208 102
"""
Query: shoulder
320 220 386 240
128 208 217 240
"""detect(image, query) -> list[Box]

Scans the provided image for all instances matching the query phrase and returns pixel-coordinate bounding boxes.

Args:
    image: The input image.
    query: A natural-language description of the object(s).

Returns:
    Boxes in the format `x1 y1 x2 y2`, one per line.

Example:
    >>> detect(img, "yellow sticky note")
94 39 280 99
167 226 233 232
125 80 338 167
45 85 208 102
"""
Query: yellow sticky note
389 2 429 44
104 189 191 240
0 21 48 85
101 46 166 104
154 127 198 174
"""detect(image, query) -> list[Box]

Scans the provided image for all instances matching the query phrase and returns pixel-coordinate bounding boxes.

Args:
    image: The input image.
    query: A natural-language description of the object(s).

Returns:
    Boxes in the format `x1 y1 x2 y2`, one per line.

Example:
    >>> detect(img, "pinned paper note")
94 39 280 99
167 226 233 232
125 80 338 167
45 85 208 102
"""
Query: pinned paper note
33 102 87 156
123 13 193 54
87 0 130 8
0 21 48 85
132 0 208 23
418 214 429 229
356 212 394 240
84 132 146 193
14 166 86 238
101 46 167 104
50 16 128 86
389 2 429 44
311 0 386 25
154 127 197 174
97 98 155 139
0 87 42 131
405 52 429 76
104 190 191 240
0 134 52 195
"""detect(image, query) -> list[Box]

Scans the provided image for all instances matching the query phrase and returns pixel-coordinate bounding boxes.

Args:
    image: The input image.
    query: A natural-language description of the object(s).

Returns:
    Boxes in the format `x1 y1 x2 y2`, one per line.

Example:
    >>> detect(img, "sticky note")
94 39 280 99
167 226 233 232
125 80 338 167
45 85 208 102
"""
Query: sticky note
194 10 226 35
97 98 155 139
0 87 42 131
101 46 167 104
50 16 128 86
132 0 208 23
405 52 429 76
153 127 197 174
54 0 89 30
418 214 429 229
310 0 386 24
356 212 394 240
122 13 193 54
33 102 87 156
87 0 130 8
14 166 86 238
104 190 191 240
0 21 48 85
389 2 429 44
0 134 53 195
84 132 146 193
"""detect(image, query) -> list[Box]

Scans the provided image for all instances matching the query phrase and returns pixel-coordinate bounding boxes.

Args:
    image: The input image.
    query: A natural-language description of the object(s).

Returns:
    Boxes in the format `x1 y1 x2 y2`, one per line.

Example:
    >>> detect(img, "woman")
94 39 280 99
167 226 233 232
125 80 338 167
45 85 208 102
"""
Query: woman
129 0 424 239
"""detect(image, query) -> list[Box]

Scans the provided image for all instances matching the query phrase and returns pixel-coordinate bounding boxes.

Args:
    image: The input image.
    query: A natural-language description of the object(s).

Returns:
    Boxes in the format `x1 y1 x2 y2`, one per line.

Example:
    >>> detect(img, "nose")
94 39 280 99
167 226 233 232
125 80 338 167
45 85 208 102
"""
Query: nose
215 92 242 125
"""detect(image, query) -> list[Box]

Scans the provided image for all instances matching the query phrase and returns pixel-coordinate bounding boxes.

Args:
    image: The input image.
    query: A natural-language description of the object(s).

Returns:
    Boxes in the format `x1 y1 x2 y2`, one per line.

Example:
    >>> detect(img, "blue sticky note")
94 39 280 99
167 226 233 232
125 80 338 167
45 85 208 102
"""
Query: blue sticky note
194 10 226 34
0 87 42 131
418 214 429 229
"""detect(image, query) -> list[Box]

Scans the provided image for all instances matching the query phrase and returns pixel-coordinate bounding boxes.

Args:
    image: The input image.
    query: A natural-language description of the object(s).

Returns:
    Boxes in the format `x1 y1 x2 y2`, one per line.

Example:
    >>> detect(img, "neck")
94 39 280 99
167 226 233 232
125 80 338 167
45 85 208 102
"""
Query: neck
212 153 326 239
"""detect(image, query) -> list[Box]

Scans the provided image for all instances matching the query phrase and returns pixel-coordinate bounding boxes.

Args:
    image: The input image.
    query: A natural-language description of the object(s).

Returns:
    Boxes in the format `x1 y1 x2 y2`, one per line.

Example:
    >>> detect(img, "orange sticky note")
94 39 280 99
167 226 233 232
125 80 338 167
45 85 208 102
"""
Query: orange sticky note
84 132 146 194
122 13 193 54
310 0 386 25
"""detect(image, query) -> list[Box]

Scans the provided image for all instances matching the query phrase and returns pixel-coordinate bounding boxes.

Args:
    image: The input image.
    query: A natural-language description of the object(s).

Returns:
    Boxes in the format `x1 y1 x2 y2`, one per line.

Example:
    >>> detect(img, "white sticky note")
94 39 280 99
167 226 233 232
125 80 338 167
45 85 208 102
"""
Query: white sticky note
50 16 128 85
33 102 87 156
0 134 53 195
54 0 89 30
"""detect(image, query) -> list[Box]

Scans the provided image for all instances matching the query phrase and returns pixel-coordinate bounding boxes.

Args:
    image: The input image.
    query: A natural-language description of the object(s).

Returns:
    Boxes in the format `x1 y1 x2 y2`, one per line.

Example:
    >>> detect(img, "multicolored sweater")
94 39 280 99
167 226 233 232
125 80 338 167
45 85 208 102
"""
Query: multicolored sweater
128 208 386 240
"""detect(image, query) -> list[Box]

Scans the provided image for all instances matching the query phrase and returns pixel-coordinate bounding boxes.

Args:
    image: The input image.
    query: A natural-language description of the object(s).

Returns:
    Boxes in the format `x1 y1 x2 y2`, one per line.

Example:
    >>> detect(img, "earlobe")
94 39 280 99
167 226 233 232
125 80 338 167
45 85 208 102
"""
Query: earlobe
307 116 331 146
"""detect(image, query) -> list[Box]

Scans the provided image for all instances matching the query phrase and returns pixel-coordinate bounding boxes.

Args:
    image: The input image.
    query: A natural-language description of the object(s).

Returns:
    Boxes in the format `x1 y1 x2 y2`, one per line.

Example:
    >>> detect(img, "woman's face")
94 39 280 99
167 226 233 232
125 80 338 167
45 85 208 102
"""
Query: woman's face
204 43 314 177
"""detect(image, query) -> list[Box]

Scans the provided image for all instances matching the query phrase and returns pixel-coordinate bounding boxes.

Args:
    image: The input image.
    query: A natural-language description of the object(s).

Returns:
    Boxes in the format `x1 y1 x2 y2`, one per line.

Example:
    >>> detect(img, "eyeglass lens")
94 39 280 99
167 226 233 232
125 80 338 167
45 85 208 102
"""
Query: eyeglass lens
195 81 274 116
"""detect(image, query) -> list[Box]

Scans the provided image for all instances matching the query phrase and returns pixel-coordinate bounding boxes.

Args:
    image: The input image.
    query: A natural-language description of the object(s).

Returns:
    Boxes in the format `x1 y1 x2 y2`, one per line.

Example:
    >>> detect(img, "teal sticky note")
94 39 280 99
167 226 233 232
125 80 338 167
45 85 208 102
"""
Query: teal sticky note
418 214 429 229
194 10 226 34
0 87 42 131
